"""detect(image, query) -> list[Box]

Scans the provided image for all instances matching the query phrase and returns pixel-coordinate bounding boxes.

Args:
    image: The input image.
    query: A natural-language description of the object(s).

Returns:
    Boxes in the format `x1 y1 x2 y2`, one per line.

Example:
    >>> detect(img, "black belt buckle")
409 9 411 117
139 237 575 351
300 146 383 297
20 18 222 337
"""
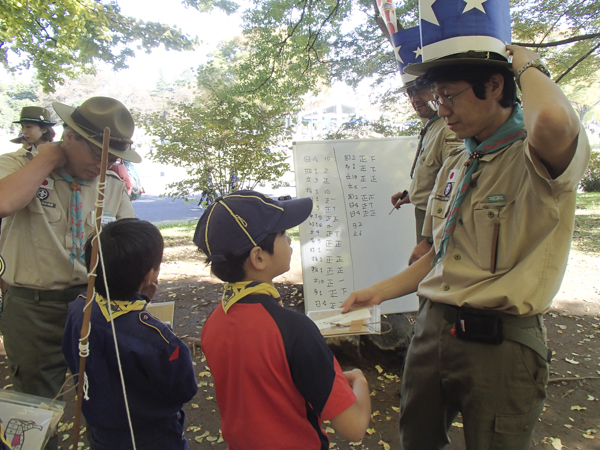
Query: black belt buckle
454 310 503 345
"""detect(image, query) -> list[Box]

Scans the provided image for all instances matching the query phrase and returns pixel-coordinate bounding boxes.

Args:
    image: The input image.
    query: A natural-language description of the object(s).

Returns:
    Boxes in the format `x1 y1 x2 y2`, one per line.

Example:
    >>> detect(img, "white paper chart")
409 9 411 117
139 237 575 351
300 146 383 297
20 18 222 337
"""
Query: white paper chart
293 137 420 315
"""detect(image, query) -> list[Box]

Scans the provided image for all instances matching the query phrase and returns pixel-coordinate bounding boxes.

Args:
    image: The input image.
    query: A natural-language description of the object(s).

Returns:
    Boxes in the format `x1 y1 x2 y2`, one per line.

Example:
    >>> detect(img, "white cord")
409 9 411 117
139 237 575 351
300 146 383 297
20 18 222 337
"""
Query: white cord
96 212 138 450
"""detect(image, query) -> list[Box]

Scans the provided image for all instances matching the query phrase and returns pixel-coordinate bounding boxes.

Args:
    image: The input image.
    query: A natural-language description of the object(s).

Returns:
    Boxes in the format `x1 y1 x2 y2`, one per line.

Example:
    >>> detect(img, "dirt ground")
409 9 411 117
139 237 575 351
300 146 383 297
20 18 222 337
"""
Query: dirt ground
3 241 598 450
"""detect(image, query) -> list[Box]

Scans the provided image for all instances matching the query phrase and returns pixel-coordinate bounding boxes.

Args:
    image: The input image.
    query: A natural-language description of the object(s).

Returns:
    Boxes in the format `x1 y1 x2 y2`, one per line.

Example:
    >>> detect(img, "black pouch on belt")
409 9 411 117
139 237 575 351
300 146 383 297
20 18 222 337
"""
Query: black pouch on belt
454 310 503 345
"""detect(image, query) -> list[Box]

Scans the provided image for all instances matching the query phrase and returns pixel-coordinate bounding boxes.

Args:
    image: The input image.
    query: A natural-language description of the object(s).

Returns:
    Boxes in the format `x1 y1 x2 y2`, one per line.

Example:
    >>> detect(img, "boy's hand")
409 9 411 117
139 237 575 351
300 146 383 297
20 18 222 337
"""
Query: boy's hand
343 368 367 387
140 282 158 300
341 287 382 313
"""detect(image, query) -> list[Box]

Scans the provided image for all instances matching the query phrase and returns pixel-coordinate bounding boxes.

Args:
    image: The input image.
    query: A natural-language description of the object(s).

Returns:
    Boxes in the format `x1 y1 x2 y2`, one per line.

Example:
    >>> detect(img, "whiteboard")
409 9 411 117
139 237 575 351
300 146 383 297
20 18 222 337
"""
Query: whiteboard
293 137 420 315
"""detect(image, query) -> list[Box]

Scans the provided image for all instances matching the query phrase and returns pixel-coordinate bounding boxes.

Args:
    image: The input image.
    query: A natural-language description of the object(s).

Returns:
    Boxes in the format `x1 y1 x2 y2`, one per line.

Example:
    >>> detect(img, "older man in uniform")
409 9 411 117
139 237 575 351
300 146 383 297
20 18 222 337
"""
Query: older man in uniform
343 37 590 450
0 97 140 449
389 27 460 264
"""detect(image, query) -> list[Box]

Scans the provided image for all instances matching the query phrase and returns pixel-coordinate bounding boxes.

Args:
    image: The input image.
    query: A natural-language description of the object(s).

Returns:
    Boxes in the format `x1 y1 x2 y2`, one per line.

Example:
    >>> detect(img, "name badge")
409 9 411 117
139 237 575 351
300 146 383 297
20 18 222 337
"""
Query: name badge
488 194 505 203
101 216 116 225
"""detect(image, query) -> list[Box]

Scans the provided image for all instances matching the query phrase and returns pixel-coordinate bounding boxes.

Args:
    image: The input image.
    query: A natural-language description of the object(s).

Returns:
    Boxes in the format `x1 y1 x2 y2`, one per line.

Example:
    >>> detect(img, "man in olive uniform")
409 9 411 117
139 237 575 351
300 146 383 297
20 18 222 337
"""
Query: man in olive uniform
343 41 590 450
389 27 461 264
0 97 140 449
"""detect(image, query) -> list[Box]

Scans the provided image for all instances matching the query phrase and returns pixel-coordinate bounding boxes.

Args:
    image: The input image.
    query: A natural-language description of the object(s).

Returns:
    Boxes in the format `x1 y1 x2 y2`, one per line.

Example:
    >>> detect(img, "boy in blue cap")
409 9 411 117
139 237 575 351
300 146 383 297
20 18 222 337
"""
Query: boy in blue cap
194 190 371 449
63 218 198 449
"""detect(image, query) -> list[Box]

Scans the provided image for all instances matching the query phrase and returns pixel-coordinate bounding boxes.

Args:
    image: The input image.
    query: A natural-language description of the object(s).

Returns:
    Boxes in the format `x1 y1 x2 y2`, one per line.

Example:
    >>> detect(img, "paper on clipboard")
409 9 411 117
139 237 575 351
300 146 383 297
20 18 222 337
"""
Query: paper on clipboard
307 306 381 337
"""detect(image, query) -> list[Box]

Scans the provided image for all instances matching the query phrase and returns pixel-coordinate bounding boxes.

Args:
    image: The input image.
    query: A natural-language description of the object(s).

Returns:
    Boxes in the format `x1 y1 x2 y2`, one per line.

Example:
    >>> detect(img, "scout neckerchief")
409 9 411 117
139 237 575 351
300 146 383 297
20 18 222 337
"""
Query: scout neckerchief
221 280 281 314
56 167 86 263
432 105 527 266
410 113 440 179
95 293 147 322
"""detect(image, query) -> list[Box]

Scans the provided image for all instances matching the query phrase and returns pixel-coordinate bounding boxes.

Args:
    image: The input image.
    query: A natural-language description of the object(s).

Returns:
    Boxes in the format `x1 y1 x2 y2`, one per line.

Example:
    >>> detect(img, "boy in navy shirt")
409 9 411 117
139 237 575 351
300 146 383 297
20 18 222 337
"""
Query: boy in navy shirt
63 218 197 449
195 190 371 449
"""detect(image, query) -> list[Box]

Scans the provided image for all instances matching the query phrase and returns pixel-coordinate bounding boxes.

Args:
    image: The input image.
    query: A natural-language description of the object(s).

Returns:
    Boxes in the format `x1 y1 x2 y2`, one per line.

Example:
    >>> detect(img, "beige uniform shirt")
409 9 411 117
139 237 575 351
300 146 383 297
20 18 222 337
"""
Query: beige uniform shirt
409 117 462 211
0 148 135 290
419 124 590 316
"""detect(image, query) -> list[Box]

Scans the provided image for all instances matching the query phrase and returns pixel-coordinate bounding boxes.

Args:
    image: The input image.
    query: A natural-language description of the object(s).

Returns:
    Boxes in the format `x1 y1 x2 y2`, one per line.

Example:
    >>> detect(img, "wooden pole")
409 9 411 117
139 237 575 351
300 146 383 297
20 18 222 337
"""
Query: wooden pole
72 127 111 449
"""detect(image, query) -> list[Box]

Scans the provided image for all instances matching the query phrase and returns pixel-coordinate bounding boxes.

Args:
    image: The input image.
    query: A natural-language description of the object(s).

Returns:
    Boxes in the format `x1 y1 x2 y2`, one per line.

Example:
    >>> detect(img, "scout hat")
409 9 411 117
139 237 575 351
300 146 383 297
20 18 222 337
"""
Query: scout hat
391 26 422 92
9 133 26 144
52 97 141 163
404 0 512 76
13 106 56 126
194 190 313 262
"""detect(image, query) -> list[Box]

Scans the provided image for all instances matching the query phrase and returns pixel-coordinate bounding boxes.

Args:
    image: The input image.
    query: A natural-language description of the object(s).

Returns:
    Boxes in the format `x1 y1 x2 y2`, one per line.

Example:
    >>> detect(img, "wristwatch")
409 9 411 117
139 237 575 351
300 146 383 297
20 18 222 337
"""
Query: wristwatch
515 58 551 90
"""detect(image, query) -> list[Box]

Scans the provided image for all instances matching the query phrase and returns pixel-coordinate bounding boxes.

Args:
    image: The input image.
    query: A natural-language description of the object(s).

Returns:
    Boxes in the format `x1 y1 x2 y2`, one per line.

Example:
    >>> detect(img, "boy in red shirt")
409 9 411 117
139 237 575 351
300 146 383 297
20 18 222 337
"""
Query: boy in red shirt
194 190 371 449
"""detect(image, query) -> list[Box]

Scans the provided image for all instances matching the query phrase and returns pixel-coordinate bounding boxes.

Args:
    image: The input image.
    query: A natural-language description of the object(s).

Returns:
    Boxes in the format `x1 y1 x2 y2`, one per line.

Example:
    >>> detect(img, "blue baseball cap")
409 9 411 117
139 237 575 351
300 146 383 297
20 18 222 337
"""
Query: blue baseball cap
193 190 313 262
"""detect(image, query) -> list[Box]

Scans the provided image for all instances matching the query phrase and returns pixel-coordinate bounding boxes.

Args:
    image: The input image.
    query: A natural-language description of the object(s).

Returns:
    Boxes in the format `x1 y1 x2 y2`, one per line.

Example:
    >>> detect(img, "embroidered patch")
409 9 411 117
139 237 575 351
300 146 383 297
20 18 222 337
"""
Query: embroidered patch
488 194 505 203
36 188 49 201
41 178 54 190
444 182 453 197
41 201 56 208
0 254 5 277
447 169 459 182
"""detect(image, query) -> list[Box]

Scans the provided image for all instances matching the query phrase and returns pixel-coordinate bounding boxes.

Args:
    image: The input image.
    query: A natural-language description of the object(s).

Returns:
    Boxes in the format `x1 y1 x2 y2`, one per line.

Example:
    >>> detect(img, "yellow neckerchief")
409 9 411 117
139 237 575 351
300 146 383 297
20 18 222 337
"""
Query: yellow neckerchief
95 293 147 322
222 281 280 314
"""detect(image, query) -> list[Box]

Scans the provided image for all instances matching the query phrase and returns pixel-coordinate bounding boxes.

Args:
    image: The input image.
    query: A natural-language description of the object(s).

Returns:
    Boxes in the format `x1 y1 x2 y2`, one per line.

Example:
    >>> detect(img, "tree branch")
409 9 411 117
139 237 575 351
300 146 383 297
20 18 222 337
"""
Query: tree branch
555 41 600 83
513 33 600 48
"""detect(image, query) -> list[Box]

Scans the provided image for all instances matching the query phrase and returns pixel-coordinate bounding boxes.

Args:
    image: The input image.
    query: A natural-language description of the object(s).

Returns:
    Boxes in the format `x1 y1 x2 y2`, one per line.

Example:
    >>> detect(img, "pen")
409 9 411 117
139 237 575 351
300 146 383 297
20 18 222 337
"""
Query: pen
389 190 408 215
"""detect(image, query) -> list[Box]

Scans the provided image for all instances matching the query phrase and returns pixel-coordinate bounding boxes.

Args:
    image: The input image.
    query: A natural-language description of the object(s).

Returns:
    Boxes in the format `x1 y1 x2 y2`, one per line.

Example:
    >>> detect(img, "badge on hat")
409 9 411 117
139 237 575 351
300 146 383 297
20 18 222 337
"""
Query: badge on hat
391 26 423 89
405 0 512 75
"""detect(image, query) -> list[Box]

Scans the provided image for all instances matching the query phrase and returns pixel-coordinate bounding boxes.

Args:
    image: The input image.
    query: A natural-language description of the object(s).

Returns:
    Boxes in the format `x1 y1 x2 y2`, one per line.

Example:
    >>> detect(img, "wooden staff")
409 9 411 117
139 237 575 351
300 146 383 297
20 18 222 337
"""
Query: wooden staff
72 127 111 449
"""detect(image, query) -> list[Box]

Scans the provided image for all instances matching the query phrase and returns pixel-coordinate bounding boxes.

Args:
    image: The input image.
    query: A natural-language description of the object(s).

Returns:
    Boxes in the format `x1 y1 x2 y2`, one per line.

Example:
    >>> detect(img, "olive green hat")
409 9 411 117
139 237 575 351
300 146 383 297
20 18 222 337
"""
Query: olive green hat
53 97 141 163
13 106 56 126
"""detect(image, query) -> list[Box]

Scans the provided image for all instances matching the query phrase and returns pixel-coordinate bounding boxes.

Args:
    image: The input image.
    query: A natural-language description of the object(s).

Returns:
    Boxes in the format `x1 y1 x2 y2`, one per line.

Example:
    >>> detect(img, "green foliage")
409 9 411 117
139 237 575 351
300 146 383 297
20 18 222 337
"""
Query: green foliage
235 0 600 110
0 81 46 131
324 115 419 140
0 0 236 93
138 45 293 202
573 192 600 254
580 151 600 192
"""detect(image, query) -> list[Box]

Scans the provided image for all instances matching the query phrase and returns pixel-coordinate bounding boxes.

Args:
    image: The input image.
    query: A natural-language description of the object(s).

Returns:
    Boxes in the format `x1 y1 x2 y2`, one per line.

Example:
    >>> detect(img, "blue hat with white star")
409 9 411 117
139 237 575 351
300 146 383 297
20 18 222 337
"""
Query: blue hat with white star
391 26 422 90
404 0 512 76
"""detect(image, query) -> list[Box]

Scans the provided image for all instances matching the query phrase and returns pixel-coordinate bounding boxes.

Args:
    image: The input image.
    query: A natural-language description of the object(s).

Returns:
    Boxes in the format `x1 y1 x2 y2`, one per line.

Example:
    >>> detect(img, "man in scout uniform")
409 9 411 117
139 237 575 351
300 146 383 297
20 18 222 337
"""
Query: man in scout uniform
342 0 591 448
0 97 140 450
389 26 461 265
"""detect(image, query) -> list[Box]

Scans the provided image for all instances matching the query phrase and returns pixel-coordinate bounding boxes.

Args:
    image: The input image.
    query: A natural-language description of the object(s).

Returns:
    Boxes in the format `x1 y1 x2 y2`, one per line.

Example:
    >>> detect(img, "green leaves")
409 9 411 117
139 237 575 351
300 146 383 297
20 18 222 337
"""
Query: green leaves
0 0 236 93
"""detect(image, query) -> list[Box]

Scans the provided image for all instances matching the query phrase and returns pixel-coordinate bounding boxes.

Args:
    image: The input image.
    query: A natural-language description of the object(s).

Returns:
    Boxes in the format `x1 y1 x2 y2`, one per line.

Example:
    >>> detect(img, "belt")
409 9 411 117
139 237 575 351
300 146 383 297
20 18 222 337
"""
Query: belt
436 302 551 363
7 285 87 302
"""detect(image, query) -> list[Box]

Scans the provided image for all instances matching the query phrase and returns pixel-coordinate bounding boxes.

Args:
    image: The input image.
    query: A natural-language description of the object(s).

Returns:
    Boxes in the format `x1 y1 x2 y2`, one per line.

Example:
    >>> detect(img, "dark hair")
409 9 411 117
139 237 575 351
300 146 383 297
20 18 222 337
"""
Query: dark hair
41 125 55 142
423 64 517 108
85 218 164 299
20 121 55 142
208 232 279 283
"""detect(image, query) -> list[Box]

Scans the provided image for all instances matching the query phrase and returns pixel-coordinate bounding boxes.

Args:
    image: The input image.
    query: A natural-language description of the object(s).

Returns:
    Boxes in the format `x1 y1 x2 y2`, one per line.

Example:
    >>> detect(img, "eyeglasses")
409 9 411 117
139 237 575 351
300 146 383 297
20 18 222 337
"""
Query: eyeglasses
428 85 474 111
85 140 119 166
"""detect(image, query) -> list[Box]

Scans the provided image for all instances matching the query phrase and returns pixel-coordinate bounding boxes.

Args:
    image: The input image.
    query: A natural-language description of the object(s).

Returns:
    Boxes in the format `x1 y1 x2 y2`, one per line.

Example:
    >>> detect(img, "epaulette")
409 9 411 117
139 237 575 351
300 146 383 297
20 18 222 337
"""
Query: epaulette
138 311 177 343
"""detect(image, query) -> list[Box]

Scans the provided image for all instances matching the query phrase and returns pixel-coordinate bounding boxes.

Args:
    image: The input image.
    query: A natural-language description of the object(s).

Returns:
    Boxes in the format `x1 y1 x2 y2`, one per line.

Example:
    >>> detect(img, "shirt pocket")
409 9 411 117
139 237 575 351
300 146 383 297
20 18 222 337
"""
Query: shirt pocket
473 202 513 272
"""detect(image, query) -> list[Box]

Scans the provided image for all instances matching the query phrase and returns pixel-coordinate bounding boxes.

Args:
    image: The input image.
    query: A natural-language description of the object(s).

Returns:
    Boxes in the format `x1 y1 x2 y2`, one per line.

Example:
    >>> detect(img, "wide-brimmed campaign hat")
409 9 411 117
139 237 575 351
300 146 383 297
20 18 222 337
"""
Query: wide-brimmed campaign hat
9 133 26 144
53 97 141 163
194 190 313 263
404 0 513 76
13 106 56 126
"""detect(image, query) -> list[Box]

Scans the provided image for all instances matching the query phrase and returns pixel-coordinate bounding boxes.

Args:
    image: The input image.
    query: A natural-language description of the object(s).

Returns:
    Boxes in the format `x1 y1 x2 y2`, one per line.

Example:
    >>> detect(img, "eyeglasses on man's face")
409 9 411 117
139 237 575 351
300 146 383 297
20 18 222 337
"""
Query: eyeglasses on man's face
428 85 474 111
85 140 120 166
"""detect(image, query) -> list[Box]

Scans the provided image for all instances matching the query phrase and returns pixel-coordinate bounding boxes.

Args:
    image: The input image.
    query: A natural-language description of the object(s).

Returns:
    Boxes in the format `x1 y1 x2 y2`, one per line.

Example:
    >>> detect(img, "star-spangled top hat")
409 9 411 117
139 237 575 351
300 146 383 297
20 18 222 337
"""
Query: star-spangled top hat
404 0 512 76
391 26 422 91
